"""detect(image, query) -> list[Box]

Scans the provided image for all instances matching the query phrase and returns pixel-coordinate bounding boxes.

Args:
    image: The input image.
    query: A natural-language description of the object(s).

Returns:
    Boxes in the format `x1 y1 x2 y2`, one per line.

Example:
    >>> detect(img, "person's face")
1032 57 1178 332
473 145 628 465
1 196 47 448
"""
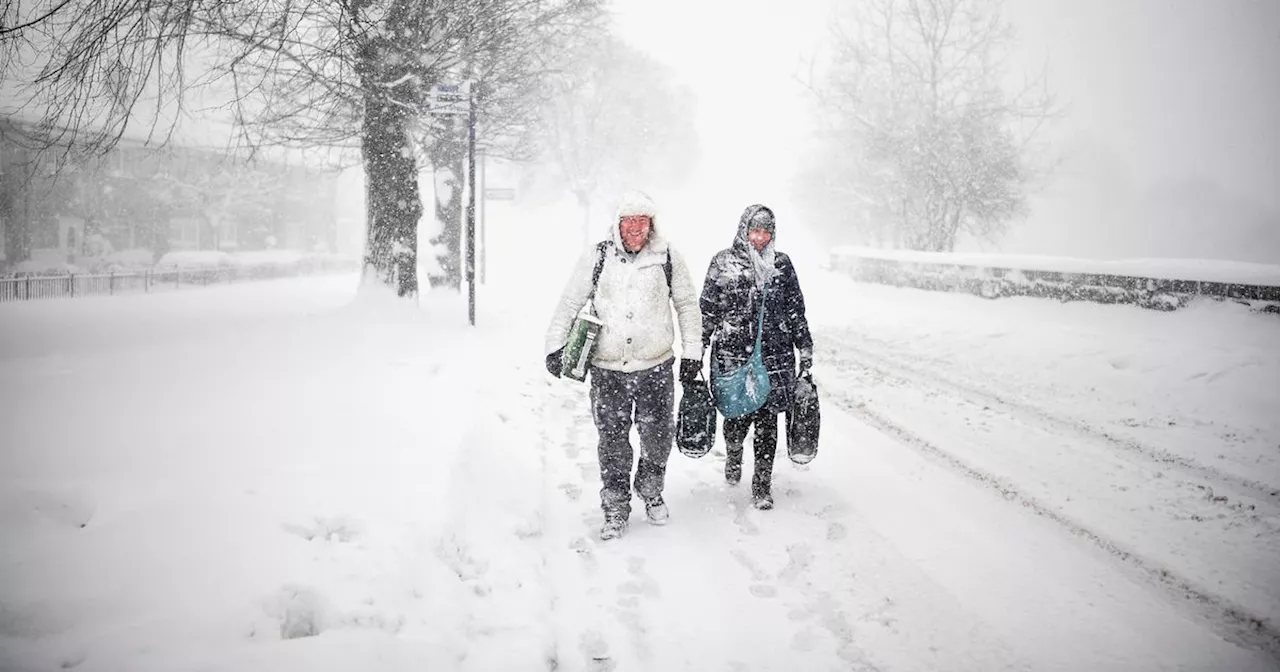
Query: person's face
619 215 652 252
747 227 772 253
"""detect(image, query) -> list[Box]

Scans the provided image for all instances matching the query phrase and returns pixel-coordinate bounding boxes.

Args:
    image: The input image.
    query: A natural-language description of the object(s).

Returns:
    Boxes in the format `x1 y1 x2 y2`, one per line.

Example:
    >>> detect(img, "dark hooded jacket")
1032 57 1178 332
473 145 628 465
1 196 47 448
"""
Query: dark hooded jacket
699 204 813 412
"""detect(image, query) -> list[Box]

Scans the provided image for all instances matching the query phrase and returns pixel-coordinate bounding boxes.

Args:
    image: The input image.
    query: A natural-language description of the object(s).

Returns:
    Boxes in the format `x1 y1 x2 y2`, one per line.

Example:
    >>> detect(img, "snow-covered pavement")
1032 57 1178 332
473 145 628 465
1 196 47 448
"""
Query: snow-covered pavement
1 272 1276 671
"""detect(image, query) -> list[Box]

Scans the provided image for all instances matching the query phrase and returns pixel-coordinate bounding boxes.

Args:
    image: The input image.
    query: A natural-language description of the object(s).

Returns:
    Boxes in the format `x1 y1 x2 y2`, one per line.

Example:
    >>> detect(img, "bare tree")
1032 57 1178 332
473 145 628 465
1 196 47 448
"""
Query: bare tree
808 0 1059 251
1 0 602 296
538 29 700 240
151 158 280 251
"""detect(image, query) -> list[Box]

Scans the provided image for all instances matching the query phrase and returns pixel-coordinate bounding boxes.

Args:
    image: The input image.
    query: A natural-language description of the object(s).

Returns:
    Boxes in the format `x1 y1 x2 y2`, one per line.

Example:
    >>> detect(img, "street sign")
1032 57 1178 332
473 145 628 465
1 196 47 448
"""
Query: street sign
428 82 469 116
484 187 516 201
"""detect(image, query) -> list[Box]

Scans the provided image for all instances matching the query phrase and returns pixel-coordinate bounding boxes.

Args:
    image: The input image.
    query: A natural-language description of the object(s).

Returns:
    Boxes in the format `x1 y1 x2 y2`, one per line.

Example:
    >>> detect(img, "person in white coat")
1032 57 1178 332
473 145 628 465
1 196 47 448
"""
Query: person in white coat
545 190 703 541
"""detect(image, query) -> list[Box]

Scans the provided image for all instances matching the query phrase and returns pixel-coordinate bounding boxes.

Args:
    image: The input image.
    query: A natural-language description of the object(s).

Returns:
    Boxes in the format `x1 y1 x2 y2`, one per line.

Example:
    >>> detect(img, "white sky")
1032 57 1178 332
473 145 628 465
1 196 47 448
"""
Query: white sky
611 0 829 188
607 0 1280 262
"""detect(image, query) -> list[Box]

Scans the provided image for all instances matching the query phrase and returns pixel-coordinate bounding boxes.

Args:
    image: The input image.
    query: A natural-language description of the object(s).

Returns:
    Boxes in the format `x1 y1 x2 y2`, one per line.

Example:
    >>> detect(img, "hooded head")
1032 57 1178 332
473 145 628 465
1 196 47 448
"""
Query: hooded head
736 204 780 289
612 190 661 253
736 204 776 253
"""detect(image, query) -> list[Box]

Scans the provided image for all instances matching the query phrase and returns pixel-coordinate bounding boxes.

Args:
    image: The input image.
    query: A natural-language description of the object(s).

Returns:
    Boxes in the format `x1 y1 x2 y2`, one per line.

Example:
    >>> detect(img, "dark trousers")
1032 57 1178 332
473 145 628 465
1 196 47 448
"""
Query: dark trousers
723 406 778 496
589 359 675 517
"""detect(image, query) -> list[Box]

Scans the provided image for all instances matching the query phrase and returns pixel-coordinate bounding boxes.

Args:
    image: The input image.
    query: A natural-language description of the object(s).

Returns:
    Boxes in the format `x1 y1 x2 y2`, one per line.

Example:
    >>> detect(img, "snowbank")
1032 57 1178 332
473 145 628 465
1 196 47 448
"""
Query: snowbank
832 246 1280 286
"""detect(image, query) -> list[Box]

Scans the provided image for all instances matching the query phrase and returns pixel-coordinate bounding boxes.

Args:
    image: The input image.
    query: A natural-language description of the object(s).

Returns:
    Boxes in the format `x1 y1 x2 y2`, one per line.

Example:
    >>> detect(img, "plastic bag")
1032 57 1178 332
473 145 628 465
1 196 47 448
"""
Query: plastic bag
677 377 717 458
786 371 820 464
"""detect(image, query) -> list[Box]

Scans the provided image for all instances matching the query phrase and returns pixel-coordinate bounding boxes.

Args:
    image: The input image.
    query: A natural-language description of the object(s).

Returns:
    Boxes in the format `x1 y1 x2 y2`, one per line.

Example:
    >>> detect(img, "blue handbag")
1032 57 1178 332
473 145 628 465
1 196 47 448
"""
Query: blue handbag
711 288 771 419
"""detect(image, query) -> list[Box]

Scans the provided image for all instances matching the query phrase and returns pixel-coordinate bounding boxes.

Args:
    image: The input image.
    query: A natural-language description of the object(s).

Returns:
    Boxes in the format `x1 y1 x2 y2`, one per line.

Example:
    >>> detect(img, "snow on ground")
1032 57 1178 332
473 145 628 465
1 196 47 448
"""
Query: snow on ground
806 271 1280 650
0 269 1277 671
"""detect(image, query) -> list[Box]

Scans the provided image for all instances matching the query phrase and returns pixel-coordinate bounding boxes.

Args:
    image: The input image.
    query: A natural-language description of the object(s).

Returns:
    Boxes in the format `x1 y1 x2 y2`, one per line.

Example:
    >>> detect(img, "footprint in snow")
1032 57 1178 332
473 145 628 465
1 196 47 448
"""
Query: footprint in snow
732 501 760 536
731 549 777 599
514 520 543 540
559 482 583 500
787 604 814 622
777 543 814 584
271 584 327 640
579 630 617 672
790 627 820 652
569 537 598 572
434 535 490 595
805 586 871 666
618 556 661 598
861 597 898 629
730 549 764 576
282 516 361 544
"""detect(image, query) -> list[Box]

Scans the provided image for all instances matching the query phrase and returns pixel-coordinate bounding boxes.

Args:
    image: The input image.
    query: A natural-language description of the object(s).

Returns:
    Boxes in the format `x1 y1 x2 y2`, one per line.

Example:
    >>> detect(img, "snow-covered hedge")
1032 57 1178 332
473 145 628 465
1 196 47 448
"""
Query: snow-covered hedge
830 247 1280 313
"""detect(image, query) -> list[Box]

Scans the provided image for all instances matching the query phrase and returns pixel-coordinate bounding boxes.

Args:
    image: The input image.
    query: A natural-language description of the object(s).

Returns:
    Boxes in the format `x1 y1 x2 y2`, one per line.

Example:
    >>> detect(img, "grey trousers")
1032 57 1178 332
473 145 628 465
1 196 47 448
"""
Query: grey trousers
589 359 675 517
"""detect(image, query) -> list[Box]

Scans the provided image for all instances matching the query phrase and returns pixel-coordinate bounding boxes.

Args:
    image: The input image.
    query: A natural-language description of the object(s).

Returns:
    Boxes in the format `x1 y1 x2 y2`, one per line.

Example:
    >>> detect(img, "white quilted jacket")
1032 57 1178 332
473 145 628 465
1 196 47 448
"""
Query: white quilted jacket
545 221 703 373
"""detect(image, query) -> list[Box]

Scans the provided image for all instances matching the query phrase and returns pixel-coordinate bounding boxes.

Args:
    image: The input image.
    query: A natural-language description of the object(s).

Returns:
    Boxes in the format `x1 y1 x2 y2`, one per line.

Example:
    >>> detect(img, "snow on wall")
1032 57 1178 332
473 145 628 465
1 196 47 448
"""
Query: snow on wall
832 246 1280 286
831 247 1280 311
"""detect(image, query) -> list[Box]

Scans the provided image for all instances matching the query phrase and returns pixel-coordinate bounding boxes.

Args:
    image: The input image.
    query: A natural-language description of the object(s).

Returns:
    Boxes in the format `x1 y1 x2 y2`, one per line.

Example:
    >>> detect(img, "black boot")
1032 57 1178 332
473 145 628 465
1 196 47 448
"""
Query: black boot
725 444 743 485
750 411 778 509
751 474 773 510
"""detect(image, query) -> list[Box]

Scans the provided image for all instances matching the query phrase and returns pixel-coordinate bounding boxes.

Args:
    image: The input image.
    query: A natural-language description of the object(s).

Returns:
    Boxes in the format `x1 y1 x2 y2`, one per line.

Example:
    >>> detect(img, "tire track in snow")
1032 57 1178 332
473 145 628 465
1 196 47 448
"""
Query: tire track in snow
817 342 1280 662
824 330 1280 506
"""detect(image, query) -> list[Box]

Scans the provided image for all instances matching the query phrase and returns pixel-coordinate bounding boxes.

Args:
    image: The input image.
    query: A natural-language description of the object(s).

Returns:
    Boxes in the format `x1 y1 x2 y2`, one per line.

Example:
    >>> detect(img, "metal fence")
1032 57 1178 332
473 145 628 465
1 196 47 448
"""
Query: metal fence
0 257 361 303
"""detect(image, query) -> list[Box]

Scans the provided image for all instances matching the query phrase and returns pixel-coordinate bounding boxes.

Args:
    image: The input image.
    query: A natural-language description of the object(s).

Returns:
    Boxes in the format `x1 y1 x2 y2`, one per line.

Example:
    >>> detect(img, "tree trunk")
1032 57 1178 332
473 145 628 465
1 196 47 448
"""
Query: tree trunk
0 189 33 263
361 93 422 298
925 202 950 252
428 123 464 290
944 208 962 252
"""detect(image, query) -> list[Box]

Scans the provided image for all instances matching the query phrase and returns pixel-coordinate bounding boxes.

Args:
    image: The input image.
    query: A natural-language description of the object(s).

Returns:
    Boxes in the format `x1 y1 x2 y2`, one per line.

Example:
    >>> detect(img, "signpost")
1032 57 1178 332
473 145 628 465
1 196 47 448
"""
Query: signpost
427 84 520 323
429 81 477 326
478 152 486 285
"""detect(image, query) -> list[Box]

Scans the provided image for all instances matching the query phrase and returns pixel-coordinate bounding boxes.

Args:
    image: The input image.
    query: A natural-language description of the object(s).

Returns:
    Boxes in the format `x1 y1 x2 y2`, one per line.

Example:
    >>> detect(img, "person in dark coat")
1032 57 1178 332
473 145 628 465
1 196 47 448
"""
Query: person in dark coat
698 204 813 509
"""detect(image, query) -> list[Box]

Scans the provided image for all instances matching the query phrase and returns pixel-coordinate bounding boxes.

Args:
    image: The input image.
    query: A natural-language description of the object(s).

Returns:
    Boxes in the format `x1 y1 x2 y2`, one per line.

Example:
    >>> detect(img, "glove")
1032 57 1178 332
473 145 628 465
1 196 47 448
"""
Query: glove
679 358 701 385
797 349 813 376
545 348 564 378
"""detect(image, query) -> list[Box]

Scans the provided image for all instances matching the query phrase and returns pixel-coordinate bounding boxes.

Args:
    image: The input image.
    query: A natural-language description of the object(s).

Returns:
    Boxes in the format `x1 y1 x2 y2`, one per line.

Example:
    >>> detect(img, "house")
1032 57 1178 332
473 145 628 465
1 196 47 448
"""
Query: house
0 114 340 271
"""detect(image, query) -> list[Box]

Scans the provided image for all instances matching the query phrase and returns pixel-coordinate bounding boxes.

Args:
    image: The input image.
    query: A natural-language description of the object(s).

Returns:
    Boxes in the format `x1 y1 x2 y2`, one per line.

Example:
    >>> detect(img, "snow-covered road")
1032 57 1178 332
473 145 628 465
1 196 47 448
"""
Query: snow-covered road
1 273 1276 671
809 277 1280 657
